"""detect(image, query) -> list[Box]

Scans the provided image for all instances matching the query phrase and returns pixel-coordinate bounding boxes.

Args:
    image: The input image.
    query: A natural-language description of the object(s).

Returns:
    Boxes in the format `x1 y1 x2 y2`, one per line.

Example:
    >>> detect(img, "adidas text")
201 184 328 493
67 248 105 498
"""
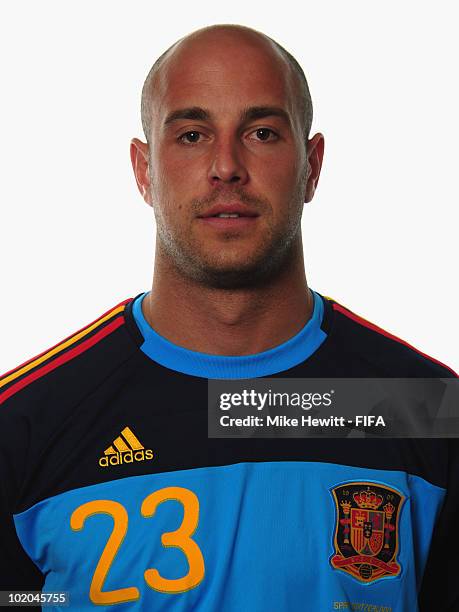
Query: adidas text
99 449 154 467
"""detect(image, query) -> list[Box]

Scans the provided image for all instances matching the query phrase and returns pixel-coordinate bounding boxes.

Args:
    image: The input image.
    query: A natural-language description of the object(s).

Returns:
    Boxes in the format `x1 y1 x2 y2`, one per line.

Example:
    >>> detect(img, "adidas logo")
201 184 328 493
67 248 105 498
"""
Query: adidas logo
99 426 154 468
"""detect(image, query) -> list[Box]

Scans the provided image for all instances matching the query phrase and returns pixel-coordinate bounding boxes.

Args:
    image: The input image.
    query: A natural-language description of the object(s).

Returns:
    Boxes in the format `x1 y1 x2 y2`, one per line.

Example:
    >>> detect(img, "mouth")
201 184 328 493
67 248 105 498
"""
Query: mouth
209 213 250 218
196 203 259 229
197 203 259 219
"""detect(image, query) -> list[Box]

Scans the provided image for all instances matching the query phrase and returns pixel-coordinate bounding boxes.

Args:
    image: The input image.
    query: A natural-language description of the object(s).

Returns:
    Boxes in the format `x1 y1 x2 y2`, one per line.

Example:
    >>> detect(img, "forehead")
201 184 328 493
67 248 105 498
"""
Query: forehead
150 32 299 125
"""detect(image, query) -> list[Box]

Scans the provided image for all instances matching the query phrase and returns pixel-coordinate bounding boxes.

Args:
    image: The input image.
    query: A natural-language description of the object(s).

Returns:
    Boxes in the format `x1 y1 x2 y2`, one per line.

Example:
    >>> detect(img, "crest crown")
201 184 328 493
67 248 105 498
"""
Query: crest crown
353 489 383 510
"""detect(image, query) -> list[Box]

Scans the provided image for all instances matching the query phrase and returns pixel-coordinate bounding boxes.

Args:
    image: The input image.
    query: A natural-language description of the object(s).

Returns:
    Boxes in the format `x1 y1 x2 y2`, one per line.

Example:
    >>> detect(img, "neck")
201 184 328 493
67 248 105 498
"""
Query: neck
143 238 313 356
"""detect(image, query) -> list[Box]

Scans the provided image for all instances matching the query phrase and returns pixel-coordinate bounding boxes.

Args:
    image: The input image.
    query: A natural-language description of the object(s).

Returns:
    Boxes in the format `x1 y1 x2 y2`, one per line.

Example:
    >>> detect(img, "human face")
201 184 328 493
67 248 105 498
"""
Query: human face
133 32 322 288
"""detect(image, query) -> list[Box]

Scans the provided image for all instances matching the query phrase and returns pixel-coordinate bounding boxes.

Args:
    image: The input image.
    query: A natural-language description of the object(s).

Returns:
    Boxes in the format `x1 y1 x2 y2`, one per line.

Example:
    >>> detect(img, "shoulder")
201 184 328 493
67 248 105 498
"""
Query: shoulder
0 297 138 411
0 297 144 512
323 295 457 377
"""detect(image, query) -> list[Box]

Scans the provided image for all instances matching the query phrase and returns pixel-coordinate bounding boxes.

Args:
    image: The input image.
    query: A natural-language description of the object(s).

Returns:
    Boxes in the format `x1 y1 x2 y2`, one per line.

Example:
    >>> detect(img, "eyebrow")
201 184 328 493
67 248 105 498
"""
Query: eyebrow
164 107 210 125
239 106 291 125
163 105 291 126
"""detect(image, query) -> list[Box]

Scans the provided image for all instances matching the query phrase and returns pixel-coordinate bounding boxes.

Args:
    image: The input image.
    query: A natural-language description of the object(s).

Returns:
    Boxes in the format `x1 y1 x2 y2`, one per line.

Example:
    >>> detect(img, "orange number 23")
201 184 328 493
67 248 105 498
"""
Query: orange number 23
70 486 205 605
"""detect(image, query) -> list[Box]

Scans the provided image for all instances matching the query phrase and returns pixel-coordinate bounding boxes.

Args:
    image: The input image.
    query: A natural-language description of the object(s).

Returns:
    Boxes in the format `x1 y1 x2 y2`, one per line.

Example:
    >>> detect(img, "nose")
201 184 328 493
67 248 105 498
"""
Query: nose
208 137 249 186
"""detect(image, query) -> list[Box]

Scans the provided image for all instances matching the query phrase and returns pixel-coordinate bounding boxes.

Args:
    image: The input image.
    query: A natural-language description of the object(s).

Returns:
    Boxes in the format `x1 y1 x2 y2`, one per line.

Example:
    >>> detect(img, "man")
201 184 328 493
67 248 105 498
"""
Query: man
0 24 456 612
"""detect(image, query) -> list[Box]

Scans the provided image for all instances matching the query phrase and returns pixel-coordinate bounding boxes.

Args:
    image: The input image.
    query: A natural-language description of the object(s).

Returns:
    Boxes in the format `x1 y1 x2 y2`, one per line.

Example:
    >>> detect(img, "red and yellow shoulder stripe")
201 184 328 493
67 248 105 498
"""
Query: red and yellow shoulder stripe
0 298 132 405
326 296 457 376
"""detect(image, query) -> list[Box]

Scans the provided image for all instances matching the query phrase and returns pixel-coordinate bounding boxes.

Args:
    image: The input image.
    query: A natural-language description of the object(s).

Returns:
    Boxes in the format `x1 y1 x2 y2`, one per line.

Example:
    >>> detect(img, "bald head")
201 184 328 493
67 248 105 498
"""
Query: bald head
140 25 313 144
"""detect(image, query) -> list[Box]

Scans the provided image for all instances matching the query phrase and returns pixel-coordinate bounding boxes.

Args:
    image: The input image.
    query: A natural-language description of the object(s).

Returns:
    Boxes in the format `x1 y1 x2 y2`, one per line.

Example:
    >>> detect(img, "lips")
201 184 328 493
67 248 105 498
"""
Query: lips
196 203 259 231
197 203 259 219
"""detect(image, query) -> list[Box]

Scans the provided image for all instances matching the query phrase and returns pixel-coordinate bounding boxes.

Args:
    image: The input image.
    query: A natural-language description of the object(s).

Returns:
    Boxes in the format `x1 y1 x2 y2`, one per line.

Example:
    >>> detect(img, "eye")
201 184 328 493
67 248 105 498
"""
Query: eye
178 131 202 144
249 128 279 142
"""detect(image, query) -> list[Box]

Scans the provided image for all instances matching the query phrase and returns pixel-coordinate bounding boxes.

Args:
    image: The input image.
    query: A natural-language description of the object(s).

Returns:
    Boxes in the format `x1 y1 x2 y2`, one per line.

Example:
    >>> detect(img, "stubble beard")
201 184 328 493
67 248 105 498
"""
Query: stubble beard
153 176 307 290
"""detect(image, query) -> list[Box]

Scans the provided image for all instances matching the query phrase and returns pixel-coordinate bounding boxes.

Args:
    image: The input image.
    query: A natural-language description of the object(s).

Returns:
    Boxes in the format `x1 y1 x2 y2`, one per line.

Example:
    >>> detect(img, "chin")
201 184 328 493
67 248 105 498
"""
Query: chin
169 231 299 289
191 256 287 290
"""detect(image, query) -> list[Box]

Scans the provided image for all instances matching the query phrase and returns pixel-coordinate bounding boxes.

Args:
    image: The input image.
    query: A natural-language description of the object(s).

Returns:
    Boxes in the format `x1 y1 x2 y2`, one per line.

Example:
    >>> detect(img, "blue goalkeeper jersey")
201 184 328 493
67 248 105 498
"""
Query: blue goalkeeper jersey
0 291 457 611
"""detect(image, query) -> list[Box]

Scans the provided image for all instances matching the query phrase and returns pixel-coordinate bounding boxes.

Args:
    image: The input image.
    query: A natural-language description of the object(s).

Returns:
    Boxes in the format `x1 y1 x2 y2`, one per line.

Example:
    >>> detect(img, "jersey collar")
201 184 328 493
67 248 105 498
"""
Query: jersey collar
131 290 327 379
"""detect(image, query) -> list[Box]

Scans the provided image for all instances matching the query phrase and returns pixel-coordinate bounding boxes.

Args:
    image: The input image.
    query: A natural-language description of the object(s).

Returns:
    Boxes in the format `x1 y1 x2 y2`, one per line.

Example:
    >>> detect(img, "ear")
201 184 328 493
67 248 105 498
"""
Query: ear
304 133 325 203
130 138 153 206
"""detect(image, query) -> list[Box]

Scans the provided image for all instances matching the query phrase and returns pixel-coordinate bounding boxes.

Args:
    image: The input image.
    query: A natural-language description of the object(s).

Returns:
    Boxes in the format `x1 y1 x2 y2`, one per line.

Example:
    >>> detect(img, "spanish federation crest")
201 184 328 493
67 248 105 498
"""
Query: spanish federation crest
330 481 405 583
